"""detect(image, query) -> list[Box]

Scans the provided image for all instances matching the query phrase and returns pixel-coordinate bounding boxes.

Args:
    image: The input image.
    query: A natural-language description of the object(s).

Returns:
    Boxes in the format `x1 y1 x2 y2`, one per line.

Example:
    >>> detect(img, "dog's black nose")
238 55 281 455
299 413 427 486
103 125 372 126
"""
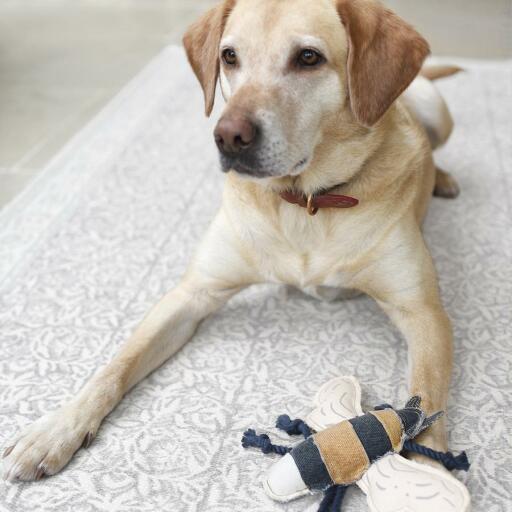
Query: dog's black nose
214 115 257 154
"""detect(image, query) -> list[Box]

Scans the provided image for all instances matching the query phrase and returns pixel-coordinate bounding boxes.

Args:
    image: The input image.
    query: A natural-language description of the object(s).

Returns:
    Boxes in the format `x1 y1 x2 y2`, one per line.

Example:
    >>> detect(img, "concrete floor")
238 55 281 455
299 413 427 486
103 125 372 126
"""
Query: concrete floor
0 0 510 209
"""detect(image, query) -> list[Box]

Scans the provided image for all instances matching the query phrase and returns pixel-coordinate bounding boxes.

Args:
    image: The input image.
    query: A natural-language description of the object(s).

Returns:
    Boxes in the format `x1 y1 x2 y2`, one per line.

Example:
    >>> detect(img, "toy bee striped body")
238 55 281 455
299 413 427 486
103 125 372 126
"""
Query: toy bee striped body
289 397 442 490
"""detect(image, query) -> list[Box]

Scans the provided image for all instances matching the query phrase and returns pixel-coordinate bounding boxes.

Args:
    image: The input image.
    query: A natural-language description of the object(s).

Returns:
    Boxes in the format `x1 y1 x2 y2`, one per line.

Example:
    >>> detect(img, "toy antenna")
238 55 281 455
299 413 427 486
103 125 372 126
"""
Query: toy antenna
405 396 422 408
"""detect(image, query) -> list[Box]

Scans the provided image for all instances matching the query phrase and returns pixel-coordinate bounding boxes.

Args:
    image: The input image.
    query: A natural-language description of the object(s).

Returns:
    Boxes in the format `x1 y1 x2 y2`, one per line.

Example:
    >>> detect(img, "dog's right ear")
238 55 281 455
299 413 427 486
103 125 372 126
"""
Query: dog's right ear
183 0 236 117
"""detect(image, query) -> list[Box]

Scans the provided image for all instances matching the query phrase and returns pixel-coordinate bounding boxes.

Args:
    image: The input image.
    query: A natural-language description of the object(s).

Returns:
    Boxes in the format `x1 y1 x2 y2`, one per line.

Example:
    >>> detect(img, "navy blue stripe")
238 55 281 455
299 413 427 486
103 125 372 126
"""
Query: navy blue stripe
290 437 333 491
349 413 392 462
397 409 422 437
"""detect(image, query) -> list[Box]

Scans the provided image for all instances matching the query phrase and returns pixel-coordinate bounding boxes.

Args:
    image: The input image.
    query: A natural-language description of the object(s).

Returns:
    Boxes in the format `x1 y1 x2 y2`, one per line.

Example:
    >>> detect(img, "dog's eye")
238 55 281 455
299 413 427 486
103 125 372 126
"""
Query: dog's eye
297 49 324 68
222 48 237 66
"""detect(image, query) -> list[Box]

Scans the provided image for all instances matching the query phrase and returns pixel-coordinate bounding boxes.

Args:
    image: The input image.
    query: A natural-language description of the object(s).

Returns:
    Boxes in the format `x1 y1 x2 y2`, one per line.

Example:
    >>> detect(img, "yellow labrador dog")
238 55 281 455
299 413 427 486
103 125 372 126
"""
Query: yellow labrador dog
3 0 460 481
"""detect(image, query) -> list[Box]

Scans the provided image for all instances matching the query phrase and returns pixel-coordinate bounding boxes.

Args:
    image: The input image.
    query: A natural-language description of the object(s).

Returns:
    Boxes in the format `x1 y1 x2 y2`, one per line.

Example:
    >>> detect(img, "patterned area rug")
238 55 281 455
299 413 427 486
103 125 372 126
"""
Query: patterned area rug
0 46 511 511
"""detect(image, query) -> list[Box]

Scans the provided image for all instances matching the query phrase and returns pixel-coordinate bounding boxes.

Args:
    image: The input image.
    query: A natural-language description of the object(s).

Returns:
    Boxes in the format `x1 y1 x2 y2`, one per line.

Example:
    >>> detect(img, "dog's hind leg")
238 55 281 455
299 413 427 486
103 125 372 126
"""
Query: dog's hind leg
402 75 455 151
403 75 461 200
434 167 460 199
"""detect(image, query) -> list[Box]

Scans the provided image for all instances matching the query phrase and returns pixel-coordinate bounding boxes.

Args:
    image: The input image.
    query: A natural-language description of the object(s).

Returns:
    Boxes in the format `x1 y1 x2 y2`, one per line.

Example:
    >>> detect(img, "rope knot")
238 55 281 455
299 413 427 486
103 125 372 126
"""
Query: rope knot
241 429 291 455
276 415 312 438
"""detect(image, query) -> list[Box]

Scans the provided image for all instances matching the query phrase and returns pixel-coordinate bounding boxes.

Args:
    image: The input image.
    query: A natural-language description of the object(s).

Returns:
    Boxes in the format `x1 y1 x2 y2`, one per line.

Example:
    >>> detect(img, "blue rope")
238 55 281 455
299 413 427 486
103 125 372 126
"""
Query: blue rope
276 415 312 438
318 485 348 512
318 485 338 512
331 486 348 511
404 440 470 471
241 429 291 455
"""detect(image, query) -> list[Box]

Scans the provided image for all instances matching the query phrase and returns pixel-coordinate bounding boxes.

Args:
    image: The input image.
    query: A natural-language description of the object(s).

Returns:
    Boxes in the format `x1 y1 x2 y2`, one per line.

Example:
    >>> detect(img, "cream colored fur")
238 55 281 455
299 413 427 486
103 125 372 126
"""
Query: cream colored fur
3 0 456 481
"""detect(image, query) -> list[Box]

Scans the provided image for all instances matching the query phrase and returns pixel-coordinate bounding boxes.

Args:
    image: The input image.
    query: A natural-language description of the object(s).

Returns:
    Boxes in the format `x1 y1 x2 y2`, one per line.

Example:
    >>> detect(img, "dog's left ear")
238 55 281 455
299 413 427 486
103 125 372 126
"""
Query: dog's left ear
183 0 236 117
336 0 430 126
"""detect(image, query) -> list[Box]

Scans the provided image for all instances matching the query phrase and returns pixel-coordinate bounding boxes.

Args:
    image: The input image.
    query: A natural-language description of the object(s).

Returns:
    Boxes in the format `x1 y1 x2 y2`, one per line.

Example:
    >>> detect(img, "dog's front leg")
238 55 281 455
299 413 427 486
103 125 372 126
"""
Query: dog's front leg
379 300 453 455
354 224 453 454
2 212 254 481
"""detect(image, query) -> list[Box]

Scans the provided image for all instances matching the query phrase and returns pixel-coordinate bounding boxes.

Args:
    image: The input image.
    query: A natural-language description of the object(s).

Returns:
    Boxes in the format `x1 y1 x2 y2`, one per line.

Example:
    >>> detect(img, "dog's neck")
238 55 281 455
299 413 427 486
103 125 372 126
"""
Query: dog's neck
226 102 416 206
266 106 401 199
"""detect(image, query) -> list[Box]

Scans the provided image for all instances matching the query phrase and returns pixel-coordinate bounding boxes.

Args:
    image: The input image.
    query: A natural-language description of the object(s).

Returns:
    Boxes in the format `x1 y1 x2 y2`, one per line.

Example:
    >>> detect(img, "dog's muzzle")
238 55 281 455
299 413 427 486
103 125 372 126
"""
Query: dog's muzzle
214 114 269 177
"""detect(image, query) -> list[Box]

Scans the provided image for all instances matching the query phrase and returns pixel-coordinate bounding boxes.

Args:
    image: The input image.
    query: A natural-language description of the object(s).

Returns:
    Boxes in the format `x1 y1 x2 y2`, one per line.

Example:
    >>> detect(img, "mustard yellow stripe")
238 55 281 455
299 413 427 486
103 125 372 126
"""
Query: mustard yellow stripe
314 420 370 485
370 410 403 451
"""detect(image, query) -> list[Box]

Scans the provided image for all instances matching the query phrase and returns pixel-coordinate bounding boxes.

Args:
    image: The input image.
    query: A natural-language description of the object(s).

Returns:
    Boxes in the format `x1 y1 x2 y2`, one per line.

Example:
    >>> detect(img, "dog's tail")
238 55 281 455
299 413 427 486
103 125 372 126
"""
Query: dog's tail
420 65 464 81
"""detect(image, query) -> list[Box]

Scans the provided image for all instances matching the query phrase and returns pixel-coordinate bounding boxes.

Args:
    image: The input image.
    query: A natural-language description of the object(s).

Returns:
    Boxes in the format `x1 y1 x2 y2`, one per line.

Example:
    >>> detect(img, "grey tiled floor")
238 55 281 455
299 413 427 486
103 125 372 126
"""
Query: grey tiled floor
0 0 510 209
0 0 217 208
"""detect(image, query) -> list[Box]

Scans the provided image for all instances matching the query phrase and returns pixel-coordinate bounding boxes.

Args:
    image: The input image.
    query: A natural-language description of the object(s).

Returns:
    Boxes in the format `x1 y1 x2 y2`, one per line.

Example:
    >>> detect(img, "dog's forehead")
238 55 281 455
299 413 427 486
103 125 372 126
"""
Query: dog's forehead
223 0 346 55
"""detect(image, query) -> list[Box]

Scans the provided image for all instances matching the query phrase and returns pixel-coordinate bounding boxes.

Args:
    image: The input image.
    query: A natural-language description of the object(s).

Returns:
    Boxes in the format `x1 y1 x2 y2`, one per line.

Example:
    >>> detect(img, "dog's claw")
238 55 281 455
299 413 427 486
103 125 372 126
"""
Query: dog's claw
3 446 14 458
2 407 96 481
34 466 46 481
82 432 94 449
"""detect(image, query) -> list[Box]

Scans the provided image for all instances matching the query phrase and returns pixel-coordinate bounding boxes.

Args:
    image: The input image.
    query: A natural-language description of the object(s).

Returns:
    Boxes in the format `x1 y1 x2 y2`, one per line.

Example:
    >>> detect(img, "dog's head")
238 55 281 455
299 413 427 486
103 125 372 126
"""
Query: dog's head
183 0 429 180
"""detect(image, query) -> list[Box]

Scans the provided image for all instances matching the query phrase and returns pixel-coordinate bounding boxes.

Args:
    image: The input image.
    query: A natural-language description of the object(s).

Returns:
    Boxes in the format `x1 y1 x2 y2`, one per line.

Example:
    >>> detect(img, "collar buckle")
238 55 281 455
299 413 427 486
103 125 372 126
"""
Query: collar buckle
306 194 319 216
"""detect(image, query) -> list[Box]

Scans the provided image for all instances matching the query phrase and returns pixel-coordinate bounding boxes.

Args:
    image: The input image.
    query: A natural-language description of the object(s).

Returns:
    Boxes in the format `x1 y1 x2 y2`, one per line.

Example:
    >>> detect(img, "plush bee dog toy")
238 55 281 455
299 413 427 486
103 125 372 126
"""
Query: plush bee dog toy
278 396 442 491
242 376 471 512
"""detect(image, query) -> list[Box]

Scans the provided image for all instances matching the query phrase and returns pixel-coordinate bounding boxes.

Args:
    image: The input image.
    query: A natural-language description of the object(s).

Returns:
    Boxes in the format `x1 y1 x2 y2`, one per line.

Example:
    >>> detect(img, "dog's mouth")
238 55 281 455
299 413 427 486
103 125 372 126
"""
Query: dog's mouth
291 156 310 174
226 161 272 178
220 154 310 179
219 153 274 179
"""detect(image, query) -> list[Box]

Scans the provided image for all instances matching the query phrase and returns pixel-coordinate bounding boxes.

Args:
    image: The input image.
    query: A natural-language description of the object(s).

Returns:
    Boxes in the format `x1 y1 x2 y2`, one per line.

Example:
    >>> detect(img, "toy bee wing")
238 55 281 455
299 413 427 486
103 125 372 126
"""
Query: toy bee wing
264 376 471 512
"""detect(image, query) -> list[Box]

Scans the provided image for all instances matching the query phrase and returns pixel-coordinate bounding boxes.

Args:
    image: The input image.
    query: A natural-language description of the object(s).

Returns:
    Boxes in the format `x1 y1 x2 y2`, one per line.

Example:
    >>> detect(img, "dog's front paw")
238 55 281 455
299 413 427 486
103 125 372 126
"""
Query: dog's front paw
2 406 96 482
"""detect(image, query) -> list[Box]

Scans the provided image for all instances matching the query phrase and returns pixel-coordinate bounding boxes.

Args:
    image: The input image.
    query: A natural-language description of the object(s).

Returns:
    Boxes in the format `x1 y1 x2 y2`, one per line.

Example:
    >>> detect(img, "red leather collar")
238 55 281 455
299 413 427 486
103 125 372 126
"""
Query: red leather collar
280 190 359 215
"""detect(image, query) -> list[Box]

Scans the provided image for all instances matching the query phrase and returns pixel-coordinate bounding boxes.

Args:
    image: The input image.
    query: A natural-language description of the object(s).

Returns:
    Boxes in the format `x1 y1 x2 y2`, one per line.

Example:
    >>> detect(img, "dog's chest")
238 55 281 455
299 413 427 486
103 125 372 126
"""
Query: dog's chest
258 248 353 289
225 186 389 289
243 211 362 289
